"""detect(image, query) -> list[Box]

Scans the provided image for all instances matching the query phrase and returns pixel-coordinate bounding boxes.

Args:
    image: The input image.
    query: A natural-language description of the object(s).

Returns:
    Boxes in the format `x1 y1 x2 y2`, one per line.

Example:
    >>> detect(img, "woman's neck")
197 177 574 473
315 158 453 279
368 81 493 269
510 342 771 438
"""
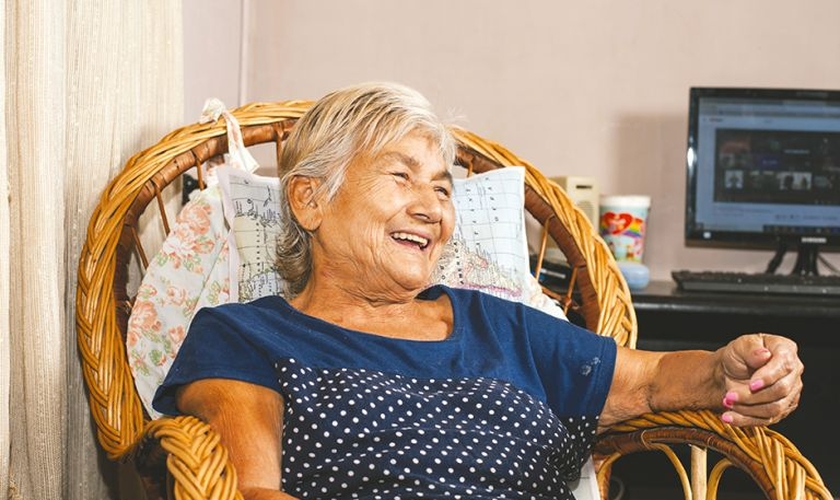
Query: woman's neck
288 280 451 341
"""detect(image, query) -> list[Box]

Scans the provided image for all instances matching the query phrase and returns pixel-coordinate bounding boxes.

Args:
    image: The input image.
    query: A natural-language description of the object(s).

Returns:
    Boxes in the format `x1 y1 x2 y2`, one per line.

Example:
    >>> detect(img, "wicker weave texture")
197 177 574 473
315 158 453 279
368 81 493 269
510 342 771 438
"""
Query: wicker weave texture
598 409 832 500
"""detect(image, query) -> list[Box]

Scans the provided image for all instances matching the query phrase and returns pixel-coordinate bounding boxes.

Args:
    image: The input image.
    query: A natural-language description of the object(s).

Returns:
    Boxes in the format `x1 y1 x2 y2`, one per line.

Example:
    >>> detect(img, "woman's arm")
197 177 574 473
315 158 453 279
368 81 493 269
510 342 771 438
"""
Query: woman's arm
177 378 298 500
598 333 803 431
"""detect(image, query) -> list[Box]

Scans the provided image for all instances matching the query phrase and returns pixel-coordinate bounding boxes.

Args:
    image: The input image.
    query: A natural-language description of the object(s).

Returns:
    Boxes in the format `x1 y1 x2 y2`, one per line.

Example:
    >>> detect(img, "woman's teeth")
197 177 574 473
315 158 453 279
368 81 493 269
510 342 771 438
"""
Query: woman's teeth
392 232 429 249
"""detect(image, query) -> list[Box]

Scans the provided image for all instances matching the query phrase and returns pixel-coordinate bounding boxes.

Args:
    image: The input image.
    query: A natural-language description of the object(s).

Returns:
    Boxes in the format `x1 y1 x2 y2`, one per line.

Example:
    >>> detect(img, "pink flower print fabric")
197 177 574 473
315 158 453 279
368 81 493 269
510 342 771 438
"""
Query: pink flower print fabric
126 185 233 417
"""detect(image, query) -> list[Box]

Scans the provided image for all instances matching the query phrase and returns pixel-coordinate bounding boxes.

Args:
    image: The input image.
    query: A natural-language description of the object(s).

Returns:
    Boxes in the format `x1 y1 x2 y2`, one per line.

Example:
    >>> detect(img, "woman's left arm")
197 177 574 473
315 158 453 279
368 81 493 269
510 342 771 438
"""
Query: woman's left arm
598 333 804 431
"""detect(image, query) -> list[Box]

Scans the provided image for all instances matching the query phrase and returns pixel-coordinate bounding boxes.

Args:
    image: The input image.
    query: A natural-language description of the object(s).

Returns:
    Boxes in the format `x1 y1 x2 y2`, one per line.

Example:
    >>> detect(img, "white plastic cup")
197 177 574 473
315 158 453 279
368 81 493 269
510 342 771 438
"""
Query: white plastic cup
598 195 651 263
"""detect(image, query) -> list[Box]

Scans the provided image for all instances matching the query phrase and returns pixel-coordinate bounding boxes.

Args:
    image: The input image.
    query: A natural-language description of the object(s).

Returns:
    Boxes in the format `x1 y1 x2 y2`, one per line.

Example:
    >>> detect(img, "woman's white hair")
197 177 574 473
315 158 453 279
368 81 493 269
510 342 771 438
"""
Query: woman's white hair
276 82 456 297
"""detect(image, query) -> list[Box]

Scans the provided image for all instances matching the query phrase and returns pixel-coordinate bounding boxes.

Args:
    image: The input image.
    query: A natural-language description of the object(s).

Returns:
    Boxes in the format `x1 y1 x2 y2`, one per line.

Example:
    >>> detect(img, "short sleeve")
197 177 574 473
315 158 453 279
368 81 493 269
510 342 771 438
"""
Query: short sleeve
523 306 617 419
152 303 281 415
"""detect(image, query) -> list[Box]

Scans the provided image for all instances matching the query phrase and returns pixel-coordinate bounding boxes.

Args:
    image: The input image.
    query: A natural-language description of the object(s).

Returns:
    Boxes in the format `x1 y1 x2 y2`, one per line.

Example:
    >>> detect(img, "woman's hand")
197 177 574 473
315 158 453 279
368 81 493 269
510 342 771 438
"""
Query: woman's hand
600 333 803 431
717 333 804 427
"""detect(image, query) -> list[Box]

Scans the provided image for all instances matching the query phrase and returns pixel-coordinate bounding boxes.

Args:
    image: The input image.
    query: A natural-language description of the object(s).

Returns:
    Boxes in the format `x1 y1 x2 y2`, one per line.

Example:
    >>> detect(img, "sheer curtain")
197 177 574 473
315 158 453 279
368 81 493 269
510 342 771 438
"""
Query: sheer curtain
2 1 183 498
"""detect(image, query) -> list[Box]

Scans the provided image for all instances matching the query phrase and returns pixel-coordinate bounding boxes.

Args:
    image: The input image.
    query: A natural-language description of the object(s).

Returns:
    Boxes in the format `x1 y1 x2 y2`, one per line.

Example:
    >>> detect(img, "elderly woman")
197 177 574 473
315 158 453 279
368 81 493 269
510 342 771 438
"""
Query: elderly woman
153 82 803 500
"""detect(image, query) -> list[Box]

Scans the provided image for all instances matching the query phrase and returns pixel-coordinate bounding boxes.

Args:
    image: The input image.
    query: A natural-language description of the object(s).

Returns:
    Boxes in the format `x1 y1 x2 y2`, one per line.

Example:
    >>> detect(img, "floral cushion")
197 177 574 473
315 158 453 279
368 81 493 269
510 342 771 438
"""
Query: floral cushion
128 99 251 417
127 184 234 417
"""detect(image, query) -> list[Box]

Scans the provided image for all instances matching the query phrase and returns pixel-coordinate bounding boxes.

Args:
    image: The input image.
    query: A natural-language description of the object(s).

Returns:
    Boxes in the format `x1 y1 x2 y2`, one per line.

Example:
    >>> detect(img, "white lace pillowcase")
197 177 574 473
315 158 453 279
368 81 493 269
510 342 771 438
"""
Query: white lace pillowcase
127 163 566 418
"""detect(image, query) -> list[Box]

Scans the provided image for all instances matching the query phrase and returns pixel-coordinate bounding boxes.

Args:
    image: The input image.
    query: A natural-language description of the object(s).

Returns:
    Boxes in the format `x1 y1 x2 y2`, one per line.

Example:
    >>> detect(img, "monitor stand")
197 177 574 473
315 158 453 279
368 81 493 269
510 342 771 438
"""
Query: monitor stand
765 243 820 276
792 244 820 276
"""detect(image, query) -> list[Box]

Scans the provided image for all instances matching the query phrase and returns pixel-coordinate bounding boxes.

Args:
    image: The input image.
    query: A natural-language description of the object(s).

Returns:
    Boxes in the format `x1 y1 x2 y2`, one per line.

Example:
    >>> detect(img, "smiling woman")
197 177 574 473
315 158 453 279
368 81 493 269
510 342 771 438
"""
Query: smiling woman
291 133 456 310
150 82 805 500
273 82 457 299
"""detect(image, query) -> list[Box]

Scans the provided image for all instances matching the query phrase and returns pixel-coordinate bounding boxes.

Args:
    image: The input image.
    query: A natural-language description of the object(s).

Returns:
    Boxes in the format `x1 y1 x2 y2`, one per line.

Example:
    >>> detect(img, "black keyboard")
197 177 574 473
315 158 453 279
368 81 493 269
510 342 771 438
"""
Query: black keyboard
672 270 840 296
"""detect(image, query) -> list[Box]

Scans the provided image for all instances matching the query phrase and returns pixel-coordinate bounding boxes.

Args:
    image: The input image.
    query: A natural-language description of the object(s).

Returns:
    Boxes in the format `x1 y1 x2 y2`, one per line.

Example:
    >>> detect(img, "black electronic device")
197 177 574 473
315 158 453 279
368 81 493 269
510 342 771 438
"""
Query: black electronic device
531 254 572 289
672 269 840 296
685 87 840 275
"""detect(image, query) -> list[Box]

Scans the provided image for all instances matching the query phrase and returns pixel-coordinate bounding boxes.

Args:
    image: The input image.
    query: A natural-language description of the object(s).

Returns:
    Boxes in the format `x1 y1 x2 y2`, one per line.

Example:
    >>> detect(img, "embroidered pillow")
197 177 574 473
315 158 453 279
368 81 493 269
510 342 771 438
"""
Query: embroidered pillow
217 167 285 302
431 167 566 319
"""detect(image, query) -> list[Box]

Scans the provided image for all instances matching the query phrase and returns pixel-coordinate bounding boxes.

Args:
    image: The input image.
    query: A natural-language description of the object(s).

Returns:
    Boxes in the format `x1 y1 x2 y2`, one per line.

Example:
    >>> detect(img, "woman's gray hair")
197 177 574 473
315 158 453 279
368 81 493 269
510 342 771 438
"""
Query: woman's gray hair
276 82 456 297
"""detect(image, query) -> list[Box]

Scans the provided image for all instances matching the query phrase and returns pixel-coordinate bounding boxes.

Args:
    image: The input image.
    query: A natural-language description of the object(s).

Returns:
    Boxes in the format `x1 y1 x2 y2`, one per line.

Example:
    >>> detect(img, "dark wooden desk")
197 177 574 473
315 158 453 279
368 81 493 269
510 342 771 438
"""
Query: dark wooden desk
633 280 840 345
619 280 839 497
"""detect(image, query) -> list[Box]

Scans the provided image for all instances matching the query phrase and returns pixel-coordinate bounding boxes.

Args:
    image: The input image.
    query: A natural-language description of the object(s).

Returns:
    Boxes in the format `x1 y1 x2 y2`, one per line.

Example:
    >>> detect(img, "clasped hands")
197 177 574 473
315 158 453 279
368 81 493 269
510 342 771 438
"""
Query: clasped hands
718 333 803 427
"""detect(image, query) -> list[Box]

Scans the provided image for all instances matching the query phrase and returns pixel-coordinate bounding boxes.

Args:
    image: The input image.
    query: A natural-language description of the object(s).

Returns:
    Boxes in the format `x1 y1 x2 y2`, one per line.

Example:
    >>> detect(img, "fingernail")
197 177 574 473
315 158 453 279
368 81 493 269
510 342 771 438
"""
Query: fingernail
723 391 738 408
754 348 771 356
749 379 765 391
723 391 737 408
722 413 734 424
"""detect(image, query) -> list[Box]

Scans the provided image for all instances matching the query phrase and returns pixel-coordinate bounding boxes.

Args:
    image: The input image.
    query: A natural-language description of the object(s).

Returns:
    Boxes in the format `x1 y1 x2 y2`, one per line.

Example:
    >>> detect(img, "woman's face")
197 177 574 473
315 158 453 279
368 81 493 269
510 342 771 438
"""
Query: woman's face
312 131 455 297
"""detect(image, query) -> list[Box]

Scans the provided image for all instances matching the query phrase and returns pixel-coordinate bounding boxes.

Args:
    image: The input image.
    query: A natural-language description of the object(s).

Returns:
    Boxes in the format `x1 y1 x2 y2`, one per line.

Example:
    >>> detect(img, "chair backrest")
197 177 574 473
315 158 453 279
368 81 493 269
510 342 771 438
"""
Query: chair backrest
75 100 636 460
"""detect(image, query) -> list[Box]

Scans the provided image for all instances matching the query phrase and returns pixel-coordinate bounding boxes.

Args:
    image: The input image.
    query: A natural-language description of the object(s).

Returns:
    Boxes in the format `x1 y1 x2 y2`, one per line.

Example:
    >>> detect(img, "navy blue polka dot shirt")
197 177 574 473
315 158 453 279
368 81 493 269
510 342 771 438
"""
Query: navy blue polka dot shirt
154 285 617 499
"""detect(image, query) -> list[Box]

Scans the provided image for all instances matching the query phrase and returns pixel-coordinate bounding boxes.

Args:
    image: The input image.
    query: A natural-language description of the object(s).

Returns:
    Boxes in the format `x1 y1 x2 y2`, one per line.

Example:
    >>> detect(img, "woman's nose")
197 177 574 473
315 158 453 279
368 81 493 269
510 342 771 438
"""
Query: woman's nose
409 185 444 222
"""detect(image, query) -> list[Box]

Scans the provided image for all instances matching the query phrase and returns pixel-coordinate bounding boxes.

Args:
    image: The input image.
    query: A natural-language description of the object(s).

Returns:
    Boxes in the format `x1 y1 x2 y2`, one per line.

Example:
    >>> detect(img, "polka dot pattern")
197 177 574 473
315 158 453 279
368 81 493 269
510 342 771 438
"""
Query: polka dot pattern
276 358 599 499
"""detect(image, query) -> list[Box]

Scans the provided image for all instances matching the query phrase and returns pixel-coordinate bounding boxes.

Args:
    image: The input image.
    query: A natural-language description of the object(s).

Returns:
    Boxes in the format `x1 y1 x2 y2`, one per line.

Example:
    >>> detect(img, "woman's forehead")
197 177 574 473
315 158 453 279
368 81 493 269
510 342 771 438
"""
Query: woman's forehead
374 133 448 164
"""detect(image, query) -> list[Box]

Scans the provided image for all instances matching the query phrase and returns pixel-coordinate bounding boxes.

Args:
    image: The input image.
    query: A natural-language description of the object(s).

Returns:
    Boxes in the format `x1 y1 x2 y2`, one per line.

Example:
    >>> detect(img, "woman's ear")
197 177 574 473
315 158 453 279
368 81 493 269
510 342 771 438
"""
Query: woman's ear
287 175 324 231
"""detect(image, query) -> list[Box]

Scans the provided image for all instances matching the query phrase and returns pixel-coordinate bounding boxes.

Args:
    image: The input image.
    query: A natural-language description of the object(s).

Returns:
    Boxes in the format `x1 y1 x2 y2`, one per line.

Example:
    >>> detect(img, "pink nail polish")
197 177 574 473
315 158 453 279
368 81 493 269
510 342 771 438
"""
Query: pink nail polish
722 413 734 424
749 379 765 391
722 397 734 409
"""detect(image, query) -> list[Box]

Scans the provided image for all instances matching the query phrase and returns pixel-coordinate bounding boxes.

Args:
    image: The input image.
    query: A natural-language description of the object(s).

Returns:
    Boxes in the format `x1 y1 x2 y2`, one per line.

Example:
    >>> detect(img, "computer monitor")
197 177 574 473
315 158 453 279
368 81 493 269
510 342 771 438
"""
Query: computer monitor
685 87 840 275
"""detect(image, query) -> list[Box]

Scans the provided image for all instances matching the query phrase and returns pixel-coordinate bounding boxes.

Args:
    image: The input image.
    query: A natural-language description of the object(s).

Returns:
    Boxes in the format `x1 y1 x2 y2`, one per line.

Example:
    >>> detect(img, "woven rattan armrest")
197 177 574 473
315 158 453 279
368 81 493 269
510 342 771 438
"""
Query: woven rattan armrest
131 416 243 500
595 409 832 500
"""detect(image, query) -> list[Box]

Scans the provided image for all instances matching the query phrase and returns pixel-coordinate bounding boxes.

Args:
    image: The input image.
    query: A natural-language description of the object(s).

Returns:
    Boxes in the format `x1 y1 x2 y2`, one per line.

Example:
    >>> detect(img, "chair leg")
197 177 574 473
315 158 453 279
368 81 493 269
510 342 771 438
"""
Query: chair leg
596 456 612 500
691 445 707 500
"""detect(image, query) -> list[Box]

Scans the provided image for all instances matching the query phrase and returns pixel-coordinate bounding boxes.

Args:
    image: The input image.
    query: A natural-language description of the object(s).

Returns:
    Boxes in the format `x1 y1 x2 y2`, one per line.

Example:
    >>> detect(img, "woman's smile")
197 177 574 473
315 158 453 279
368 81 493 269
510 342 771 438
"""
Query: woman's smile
390 231 430 250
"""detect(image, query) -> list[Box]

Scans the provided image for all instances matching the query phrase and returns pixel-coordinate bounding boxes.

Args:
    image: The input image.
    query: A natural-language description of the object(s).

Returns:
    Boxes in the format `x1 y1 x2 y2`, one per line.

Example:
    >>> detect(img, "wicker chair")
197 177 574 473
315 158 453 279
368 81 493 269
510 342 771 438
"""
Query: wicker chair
76 101 832 500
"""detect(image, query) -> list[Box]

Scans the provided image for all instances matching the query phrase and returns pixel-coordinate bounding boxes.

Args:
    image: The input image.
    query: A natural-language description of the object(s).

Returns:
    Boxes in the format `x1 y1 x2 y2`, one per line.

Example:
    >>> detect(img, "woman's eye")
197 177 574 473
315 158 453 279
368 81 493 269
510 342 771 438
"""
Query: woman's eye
392 172 410 181
435 186 451 198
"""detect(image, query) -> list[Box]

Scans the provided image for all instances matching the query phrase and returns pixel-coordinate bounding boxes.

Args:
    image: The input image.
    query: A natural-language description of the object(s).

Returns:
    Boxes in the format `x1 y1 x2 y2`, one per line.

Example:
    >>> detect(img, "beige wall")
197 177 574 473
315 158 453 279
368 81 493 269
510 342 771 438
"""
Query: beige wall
184 0 840 280
183 0 244 121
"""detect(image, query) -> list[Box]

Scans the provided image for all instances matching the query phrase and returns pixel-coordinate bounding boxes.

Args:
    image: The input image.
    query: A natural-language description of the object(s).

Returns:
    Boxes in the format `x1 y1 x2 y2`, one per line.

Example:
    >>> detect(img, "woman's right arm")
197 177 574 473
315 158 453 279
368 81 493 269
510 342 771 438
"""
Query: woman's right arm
177 378 299 500
599 333 802 430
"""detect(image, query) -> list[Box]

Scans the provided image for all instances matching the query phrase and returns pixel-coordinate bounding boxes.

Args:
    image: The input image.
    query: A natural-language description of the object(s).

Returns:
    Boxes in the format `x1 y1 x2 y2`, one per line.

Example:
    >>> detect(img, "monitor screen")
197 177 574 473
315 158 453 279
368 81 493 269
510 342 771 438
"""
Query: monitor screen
685 87 840 251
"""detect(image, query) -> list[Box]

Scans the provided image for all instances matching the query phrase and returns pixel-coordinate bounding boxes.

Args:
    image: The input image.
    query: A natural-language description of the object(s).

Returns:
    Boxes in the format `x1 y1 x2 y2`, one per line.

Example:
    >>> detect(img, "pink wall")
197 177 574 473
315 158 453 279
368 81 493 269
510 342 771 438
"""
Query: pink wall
184 0 840 280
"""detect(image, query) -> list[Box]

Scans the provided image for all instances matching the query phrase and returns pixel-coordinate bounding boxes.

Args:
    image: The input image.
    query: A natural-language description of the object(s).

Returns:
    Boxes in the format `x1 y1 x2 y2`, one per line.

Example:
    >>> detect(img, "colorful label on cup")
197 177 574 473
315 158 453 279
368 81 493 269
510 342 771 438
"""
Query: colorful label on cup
599 208 648 262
